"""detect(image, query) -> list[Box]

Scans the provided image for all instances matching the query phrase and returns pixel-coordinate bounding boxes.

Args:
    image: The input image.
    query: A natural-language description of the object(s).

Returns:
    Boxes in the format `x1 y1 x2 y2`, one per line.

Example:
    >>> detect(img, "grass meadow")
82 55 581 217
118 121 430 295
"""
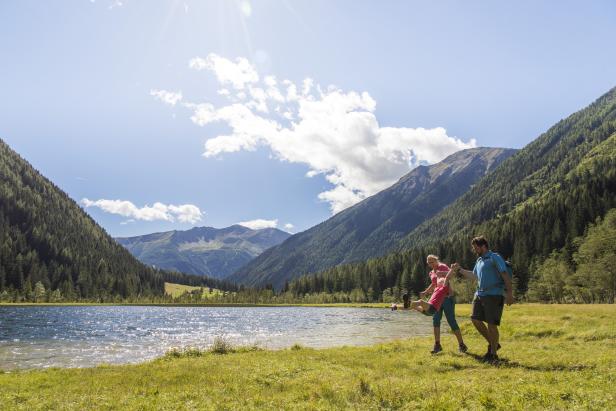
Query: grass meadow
0 304 614 410
163 282 224 299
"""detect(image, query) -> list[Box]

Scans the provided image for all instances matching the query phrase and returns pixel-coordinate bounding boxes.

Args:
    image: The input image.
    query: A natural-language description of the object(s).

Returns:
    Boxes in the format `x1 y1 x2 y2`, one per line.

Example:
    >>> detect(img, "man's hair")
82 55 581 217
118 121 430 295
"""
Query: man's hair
471 236 489 248
426 254 439 262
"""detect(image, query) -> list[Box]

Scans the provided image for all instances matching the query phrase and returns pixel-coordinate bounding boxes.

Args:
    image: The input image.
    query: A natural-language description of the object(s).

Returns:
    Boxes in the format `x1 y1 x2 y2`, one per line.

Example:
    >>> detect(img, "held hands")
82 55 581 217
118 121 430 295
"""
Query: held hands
451 263 463 278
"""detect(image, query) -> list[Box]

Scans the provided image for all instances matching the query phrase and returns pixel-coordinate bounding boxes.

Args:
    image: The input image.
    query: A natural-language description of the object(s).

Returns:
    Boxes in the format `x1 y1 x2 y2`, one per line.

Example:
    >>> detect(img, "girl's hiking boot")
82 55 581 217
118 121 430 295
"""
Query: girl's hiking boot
430 342 443 354
458 343 468 353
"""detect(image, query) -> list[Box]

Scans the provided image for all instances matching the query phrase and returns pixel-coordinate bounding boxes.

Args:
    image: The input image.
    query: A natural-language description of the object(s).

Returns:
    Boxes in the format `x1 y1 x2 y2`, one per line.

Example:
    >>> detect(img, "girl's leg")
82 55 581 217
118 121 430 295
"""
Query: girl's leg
433 326 441 344
444 297 464 345
410 300 431 313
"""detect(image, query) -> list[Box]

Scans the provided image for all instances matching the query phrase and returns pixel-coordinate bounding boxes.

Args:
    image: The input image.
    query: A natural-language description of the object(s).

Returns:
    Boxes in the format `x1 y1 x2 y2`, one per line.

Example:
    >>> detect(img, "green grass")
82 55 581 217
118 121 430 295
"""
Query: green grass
1 305 615 410
164 282 224 298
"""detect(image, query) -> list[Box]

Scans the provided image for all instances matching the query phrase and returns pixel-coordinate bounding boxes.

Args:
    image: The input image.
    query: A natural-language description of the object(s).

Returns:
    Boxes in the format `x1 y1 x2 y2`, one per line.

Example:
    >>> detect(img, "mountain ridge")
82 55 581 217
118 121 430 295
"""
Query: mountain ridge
116 225 291 279
229 146 517 288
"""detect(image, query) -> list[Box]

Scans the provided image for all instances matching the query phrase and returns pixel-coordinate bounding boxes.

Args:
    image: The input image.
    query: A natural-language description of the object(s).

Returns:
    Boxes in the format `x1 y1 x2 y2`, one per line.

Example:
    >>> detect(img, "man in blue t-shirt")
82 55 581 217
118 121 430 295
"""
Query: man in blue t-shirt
452 236 514 362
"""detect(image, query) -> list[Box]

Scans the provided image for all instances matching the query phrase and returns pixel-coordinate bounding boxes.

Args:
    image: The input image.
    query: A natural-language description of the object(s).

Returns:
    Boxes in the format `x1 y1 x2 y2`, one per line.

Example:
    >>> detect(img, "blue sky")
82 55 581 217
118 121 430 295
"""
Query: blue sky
2 0 615 237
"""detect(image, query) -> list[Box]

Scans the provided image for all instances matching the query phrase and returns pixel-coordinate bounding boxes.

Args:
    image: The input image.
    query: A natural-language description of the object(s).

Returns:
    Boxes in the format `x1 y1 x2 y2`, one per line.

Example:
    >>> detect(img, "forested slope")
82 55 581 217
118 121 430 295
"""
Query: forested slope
0 140 234 301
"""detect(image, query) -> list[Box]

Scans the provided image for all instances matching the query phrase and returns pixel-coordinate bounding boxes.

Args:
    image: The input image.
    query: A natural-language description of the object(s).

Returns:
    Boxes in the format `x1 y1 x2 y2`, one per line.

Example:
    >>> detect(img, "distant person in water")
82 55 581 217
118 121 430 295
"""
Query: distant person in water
421 255 467 354
452 235 514 362
391 293 410 311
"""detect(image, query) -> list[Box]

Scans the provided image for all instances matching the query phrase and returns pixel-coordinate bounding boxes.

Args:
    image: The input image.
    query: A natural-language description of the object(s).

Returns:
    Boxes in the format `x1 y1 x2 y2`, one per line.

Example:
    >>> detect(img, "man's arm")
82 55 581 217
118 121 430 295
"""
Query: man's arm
451 263 475 280
493 255 514 306
500 271 514 305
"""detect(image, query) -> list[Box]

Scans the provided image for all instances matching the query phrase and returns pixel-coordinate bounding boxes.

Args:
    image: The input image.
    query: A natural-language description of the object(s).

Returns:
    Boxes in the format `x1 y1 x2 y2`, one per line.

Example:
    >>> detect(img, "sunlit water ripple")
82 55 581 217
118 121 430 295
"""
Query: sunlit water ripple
0 306 432 370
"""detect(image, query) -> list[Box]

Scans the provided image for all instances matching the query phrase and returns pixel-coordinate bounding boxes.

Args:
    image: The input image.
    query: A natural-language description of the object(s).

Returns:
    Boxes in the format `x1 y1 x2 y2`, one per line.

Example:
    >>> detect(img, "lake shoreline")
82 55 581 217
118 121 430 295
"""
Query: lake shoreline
1 305 432 370
0 302 388 308
1 304 613 410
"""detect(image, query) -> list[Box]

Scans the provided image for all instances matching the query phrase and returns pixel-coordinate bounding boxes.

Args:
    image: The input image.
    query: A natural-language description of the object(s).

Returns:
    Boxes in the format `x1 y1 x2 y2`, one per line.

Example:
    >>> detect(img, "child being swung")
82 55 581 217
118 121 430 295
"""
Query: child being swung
408 268 456 315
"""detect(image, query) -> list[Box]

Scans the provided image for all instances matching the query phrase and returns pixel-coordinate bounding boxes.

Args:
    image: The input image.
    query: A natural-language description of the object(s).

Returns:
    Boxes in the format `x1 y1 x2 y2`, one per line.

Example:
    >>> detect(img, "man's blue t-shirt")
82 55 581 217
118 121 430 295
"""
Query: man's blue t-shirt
473 251 508 297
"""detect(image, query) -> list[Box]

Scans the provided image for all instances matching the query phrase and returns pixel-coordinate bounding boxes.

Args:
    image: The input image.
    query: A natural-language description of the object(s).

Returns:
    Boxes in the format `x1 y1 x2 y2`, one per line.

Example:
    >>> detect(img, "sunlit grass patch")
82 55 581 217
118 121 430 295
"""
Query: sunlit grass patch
164 282 224 298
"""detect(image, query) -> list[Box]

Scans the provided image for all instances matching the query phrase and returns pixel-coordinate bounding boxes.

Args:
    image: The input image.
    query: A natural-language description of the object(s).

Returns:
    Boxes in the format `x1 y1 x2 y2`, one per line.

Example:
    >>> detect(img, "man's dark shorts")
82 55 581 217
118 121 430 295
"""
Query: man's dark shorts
471 295 504 325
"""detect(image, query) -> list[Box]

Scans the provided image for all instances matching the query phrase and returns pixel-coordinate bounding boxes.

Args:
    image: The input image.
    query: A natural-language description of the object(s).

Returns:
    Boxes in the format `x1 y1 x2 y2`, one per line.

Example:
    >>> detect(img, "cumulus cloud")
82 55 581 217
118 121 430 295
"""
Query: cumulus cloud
189 54 258 90
150 89 183 106
155 54 476 214
81 198 203 224
237 219 278 230
283 223 295 233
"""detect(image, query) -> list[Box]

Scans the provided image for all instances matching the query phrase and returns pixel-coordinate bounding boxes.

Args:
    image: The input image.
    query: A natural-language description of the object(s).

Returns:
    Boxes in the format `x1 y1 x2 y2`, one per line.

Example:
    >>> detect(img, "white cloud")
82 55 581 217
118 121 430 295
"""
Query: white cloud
189 54 258 89
283 223 294 233
81 198 203 224
155 53 477 214
109 0 123 9
237 219 278 230
150 89 183 106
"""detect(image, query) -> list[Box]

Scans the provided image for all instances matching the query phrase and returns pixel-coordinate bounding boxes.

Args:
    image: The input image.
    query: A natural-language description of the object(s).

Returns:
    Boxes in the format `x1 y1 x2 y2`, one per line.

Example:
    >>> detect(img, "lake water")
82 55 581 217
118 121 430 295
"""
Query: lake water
0 306 432 370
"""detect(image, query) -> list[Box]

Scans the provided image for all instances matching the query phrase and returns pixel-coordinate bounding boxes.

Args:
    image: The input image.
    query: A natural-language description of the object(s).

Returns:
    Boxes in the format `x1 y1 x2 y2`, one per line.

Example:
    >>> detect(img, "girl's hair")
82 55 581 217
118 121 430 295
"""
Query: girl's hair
426 254 439 262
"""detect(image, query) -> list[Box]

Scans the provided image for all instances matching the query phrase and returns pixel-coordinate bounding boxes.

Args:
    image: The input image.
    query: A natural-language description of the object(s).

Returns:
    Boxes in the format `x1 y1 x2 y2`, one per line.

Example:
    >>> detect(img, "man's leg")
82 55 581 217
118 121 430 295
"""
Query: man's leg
484 296 504 356
471 296 489 344
472 319 490 343
487 323 500 355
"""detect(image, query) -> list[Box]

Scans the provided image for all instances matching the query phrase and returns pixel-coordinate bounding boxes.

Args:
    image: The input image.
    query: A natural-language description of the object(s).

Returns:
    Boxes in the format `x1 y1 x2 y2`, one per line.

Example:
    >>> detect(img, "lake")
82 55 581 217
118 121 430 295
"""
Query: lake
0 306 432 370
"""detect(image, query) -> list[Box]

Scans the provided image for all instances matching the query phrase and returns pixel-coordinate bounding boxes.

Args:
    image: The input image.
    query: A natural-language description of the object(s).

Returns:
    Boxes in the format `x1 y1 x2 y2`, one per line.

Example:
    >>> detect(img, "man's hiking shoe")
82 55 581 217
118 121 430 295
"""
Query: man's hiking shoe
482 352 499 363
458 343 468 353
430 343 443 354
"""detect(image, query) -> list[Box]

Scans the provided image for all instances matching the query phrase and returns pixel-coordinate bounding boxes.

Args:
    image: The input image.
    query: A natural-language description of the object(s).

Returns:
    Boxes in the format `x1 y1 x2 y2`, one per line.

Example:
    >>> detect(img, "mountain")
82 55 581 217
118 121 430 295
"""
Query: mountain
398 86 616 286
286 86 616 299
229 147 517 288
0 139 236 301
0 139 165 300
116 225 291 279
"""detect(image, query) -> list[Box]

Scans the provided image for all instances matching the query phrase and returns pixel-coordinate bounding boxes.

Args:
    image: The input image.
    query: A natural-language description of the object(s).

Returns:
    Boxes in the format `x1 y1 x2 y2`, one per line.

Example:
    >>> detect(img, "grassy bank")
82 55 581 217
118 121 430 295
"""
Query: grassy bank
1 305 614 410
164 282 224 298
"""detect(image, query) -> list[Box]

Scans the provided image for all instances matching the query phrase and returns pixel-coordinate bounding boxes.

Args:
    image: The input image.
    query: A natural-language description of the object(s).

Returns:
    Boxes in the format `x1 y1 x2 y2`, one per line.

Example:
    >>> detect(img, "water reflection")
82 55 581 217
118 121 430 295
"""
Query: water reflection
0 306 432 370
